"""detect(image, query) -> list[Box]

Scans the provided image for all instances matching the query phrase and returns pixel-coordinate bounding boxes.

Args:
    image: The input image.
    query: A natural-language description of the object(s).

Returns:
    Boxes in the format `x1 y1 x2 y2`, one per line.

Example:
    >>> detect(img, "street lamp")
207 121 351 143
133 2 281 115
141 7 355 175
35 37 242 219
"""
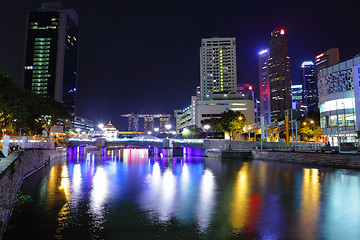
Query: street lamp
182 128 190 137
76 128 81 138
147 131 152 135
204 124 210 138
165 124 172 131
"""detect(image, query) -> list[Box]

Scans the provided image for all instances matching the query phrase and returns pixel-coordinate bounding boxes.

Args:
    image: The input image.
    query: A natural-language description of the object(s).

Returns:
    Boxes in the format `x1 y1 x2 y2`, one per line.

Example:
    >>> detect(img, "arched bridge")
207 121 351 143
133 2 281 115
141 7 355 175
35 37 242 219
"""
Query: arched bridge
69 137 205 149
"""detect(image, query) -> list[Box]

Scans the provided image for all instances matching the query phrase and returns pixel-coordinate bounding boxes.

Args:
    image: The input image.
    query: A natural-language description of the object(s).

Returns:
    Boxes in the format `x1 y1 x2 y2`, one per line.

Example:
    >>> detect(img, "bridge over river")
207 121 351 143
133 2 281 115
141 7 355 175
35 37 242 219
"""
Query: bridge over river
68 137 320 157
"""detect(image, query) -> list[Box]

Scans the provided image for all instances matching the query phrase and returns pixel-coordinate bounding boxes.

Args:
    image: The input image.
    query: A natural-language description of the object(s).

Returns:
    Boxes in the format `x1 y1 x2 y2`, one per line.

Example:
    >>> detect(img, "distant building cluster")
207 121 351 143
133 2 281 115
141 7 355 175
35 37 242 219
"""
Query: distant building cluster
19 3 360 145
121 113 171 133
174 37 255 139
175 27 360 146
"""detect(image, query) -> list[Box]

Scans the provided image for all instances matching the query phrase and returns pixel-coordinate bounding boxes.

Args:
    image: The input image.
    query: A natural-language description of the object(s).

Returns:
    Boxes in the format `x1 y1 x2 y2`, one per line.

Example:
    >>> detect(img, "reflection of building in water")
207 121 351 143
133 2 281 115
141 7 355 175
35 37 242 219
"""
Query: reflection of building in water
298 168 320 239
230 163 250 232
196 169 216 232
57 164 70 233
121 113 171 133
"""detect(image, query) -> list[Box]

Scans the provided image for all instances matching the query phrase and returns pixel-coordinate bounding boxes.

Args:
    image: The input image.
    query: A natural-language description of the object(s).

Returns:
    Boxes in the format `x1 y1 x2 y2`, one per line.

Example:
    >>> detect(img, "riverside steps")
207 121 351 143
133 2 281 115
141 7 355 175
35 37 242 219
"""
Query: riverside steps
0 148 67 238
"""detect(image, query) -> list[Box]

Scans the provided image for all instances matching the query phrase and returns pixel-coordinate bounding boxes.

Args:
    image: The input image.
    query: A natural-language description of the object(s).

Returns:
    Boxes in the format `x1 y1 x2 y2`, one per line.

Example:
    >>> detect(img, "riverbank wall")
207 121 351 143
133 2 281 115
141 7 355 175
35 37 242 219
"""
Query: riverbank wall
0 148 67 238
252 150 360 169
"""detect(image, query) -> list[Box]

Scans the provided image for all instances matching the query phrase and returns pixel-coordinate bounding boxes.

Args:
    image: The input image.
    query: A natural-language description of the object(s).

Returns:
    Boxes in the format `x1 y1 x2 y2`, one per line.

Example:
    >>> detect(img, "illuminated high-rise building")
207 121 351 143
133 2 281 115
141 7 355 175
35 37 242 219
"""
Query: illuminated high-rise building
268 28 291 121
291 84 303 109
200 37 237 100
301 61 317 112
258 49 271 123
315 48 340 78
144 116 154 132
23 2 79 117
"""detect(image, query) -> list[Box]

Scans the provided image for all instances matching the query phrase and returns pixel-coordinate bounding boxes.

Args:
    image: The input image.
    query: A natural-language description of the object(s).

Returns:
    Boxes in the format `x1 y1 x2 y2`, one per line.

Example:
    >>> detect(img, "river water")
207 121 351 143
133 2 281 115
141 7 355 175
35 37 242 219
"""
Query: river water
4 146 360 239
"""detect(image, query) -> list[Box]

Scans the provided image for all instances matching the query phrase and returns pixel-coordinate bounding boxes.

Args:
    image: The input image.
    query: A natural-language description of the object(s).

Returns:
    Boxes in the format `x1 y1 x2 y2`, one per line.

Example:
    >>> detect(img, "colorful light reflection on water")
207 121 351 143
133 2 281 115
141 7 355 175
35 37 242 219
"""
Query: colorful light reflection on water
4 146 360 239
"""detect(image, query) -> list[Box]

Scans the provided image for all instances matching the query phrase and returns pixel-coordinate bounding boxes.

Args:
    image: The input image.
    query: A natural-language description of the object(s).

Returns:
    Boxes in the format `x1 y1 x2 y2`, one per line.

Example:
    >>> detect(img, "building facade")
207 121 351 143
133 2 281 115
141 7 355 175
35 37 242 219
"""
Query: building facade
315 48 340 78
23 2 79 117
122 113 171 133
200 37 237 100
318 55 360 146
291 84 303 109
195 98 255 128
268 28 292 121
258 49 271 124
301 61 317 112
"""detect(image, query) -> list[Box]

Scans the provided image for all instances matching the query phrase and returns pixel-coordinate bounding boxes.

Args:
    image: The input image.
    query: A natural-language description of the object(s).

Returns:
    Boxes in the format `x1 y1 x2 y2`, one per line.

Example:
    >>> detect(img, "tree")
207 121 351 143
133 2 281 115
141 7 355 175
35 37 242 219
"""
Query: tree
181 125 202 139
298 124 314 141
314 126 322 141
37 98 70 140
0 70 70 139
201 110 245 140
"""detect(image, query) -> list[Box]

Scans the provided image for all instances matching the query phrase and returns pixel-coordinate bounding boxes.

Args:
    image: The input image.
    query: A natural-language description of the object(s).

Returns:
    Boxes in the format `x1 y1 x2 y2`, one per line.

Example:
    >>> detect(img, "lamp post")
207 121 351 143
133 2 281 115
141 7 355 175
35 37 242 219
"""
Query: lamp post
204 124 210 139
165 124 172 136
76 128 81 138
98 123 104 137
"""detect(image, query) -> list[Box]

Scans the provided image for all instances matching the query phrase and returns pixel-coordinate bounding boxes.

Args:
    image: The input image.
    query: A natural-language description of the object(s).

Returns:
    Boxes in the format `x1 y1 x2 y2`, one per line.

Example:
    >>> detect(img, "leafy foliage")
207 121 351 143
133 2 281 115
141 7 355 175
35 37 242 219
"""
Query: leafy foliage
0 70 70 138
181 125 202 139
201 110 246 140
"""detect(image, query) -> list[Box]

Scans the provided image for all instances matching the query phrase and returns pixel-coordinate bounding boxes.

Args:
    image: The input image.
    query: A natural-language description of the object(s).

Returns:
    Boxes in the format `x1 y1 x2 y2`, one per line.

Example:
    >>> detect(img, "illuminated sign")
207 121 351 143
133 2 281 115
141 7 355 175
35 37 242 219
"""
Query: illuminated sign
258 49 268 55
316 53 324 59
301 61 314 68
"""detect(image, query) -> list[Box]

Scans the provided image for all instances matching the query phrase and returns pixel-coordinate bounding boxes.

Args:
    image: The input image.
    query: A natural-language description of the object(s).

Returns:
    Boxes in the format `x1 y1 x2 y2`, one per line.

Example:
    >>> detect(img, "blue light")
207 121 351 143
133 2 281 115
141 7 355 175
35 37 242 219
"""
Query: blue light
259 49 268 55
301 61 314 68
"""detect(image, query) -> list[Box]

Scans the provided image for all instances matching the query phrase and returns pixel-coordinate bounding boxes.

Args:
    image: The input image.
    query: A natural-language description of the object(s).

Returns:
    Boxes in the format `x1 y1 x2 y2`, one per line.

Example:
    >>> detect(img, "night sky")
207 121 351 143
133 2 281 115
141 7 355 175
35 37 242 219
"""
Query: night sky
1 0 360 130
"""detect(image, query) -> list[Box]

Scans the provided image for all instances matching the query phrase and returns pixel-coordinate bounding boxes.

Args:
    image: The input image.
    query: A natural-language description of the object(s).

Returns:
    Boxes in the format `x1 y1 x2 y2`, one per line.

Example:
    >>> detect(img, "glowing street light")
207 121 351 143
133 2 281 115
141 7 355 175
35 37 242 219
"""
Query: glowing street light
165 124 172 131
76 128 81 138
154 127 159 132
203 124 210 139
182 128 190 136
147 131 152 135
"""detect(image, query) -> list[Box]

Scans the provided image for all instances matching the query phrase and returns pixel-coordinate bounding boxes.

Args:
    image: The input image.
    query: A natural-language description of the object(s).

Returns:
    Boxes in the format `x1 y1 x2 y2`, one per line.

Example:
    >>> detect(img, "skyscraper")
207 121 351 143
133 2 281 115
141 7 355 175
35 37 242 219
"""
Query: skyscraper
315 48 340 77
291 84 303 109
301 61 317 112
258 49 271 124
268 28 291 121
200 37 237 100
23 2 79 117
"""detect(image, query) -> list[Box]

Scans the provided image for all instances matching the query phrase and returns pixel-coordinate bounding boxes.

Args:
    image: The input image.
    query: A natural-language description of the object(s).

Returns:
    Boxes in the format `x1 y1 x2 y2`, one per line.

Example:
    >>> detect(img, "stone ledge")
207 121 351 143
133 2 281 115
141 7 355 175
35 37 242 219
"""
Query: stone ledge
252 150 360 169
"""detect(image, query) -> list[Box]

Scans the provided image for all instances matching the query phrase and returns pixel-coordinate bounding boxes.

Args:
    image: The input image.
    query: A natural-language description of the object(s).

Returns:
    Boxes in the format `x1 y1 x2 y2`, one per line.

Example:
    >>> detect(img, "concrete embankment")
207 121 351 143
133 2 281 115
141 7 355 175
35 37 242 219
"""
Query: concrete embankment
206 149 252 159
0 148 67 238
252 150 360 169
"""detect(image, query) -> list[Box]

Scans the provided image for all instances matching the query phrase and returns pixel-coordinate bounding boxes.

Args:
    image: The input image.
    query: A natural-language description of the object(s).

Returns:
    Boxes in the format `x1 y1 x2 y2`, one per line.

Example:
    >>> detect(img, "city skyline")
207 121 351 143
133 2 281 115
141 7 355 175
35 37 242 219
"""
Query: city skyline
1 0 360 130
